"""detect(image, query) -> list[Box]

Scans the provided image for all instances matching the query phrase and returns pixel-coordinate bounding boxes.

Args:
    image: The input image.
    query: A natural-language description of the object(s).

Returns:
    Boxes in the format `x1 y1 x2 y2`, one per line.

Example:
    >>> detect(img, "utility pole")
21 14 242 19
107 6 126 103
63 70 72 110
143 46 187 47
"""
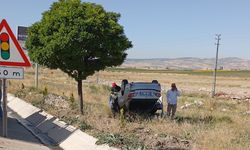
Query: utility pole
212 34 221 98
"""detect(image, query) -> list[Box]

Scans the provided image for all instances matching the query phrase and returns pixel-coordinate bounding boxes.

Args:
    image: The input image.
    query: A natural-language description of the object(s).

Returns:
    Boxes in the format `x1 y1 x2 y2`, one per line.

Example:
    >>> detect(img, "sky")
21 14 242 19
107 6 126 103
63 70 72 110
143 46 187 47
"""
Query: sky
1 0 250 59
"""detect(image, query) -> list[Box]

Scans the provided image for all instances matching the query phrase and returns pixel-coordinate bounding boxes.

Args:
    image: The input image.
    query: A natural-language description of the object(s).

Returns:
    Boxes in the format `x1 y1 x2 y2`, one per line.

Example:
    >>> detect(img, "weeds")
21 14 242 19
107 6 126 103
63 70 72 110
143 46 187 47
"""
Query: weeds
21 83 25 89
89 85 98 93
29 86 38 92
79 120 92 131
181 131 192 140
15 89 26 98
60 116 92 131
15 86 39 98
69 93 78 109
232 131 250 145
96 133 147 149
102 84 111 92
31 98 45 108
61 116 78 125
42 86 48 96
183 92 209 98
175 115 232 124
119 108 126 128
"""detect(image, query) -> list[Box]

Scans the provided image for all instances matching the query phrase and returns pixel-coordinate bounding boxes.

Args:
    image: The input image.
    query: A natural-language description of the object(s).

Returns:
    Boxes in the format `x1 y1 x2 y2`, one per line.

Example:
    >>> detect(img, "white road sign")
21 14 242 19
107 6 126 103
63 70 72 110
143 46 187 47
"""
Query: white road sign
0 67 24 79
0 19 31 67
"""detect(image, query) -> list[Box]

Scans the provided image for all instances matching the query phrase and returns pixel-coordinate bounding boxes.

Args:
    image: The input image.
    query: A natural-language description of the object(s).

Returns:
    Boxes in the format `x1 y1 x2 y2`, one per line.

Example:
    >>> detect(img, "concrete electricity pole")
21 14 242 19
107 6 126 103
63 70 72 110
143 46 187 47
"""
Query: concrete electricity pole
212 34 221 98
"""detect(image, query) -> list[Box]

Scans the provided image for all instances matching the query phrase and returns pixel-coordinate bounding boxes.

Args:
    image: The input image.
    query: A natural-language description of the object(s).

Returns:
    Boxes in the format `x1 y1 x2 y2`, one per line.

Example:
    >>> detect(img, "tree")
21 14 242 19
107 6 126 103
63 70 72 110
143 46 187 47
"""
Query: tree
26 0 132 114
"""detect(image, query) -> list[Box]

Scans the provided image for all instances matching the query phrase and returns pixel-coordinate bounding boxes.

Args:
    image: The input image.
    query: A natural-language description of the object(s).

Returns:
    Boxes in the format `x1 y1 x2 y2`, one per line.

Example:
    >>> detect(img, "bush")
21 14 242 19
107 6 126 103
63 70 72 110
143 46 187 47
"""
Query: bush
79 120 92 131
15 89 26 98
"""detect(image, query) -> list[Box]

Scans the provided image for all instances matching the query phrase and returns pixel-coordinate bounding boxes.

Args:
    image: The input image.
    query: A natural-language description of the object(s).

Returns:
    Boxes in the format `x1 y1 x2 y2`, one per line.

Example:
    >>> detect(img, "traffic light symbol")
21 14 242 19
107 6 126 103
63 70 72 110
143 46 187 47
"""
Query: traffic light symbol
0 32 10 60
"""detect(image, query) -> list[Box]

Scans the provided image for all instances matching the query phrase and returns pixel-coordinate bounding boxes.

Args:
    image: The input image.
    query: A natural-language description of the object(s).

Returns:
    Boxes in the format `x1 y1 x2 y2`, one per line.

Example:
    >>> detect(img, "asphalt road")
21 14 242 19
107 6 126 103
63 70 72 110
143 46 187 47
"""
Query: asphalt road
0 111 50 150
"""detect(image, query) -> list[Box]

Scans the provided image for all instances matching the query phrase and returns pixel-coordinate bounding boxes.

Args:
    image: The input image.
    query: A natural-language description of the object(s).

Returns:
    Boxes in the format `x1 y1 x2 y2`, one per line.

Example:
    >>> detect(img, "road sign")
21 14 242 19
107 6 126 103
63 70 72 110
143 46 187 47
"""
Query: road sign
0 67 24 79
0 19 31 67
17 26 28 41
17 26 28 51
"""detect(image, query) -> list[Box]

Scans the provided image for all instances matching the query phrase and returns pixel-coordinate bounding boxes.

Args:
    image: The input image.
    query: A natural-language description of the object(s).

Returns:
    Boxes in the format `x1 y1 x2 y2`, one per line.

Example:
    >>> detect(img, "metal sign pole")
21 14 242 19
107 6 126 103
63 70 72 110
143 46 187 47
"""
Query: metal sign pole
35 63 39 88
1 19 32 137
2 78 7 137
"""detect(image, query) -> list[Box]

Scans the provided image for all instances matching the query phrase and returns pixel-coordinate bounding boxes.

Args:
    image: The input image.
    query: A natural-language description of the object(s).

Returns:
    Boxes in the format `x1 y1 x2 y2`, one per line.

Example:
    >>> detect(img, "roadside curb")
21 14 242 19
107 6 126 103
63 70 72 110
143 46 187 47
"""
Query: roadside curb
7 94 116 150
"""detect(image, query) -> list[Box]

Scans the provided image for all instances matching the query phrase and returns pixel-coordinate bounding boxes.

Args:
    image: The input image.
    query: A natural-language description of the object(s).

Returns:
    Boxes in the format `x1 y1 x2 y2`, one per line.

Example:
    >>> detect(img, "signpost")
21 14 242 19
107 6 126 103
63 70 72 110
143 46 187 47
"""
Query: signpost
17 26 28 42
17 26 28 52
0 19 31 137
17 26 39 88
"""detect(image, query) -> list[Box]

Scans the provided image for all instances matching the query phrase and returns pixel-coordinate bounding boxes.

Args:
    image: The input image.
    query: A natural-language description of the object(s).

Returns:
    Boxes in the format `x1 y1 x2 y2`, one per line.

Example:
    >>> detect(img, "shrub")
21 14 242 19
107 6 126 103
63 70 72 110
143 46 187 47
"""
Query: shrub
42 86 48 96
79 120 92 131
15 89 26 98
21 83 25 89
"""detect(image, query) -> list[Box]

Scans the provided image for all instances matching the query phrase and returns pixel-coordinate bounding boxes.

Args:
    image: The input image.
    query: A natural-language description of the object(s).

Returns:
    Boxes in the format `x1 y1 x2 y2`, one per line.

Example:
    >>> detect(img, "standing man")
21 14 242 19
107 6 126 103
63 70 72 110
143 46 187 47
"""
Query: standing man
109 82 121 117
166 83 180 119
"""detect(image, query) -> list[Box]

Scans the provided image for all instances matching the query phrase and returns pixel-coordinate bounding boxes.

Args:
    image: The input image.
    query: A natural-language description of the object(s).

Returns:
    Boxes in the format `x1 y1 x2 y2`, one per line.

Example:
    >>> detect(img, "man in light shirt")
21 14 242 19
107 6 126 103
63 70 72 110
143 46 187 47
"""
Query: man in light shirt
166 83 180 119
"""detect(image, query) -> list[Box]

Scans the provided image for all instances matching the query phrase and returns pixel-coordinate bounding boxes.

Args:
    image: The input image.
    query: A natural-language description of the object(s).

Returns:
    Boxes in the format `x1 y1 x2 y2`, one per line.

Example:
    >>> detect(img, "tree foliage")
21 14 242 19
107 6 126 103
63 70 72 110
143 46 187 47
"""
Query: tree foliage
26 0 132 81
26 0 132 113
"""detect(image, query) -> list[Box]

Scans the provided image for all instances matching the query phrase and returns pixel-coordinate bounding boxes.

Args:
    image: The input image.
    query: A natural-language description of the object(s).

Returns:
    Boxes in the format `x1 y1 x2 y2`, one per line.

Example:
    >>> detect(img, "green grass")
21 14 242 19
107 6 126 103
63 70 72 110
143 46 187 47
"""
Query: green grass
107 67 250 77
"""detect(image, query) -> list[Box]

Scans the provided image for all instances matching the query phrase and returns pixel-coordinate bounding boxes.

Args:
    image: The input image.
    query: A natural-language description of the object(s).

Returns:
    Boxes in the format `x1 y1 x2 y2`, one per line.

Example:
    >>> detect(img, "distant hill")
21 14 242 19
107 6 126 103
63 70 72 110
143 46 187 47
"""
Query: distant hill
121 57 250 70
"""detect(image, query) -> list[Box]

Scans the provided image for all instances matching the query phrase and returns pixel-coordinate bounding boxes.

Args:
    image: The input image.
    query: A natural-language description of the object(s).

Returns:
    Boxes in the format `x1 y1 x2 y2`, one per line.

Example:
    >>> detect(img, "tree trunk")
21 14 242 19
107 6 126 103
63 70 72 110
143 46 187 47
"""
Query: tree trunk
77 79 84 114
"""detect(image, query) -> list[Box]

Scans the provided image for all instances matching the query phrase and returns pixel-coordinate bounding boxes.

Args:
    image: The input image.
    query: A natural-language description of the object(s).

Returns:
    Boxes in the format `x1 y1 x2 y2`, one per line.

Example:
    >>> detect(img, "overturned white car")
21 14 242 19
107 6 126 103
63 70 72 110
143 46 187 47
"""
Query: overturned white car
109 79 163 115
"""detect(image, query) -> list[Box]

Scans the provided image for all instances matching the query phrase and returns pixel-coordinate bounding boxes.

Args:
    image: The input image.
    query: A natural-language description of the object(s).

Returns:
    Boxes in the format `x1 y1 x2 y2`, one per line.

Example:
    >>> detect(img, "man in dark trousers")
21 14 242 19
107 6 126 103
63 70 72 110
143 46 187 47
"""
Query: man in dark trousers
166 83 180 119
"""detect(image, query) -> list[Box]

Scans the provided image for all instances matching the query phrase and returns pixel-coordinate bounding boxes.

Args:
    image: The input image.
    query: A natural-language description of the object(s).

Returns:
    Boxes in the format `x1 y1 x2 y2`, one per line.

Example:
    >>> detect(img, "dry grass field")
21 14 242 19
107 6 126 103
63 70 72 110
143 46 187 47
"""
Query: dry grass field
7 66 250 150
